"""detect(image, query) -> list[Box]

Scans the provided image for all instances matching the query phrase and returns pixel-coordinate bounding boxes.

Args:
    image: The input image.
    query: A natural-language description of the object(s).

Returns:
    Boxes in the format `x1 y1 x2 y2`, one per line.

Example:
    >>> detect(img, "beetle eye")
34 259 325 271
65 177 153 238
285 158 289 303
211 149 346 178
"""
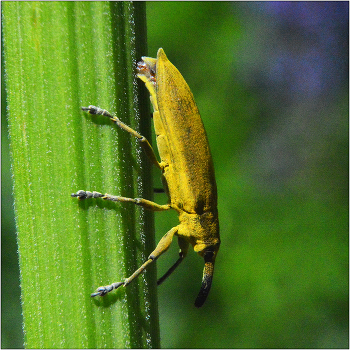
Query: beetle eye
204 249 215 262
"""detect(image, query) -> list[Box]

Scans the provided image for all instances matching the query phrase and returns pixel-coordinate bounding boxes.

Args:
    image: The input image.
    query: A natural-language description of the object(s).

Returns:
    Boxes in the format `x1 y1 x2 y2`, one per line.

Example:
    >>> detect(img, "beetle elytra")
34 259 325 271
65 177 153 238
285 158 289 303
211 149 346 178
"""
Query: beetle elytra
72 48 220 307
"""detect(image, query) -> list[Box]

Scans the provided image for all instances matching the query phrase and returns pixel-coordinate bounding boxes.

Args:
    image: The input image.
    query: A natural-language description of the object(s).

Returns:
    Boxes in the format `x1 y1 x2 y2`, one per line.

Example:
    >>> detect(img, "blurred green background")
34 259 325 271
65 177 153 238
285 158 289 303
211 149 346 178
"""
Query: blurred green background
2 2 348 348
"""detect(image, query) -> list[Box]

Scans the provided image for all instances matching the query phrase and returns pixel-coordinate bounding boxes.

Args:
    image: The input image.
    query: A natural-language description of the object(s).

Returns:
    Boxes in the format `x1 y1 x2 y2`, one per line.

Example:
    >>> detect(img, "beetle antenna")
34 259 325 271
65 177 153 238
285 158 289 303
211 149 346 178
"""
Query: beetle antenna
157 252 184 285
194 251 215 308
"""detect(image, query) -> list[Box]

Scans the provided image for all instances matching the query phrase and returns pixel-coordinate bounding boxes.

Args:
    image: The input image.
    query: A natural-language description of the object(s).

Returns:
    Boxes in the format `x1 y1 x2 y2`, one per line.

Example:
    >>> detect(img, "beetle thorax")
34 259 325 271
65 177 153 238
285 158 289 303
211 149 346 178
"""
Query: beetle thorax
177 210 220 254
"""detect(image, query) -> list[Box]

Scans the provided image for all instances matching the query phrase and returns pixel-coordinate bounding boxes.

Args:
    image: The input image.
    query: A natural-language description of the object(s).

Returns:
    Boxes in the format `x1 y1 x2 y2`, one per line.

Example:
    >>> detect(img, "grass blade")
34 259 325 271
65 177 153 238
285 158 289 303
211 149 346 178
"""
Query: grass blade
3 2 160 348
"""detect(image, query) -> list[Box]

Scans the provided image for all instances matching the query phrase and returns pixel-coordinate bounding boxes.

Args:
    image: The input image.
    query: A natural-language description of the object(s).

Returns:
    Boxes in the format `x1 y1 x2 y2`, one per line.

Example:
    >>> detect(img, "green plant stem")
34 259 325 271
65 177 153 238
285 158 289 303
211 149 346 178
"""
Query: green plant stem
3 2 160 348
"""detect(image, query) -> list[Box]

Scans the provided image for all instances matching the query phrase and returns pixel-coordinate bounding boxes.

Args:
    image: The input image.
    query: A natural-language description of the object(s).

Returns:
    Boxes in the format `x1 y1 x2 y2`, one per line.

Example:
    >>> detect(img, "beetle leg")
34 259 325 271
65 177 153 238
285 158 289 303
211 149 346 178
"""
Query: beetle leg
153 188 165 193
157 237 189 285
82 105 162 170
91 226 178 297
71 190 171 211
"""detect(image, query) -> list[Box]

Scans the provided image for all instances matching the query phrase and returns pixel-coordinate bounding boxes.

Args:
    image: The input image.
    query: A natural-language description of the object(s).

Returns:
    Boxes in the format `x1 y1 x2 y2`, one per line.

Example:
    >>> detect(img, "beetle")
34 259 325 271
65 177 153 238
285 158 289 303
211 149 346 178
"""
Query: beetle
72 48 220 307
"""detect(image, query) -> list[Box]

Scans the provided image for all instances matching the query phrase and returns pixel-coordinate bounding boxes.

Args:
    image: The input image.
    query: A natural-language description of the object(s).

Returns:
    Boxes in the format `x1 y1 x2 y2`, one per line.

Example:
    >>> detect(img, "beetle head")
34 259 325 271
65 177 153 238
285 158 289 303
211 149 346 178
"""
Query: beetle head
195 244 220 308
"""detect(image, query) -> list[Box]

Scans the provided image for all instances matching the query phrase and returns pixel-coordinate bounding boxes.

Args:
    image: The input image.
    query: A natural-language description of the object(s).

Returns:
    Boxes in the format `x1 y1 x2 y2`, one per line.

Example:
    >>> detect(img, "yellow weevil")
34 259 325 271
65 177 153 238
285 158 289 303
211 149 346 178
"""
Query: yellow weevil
72 48 220 307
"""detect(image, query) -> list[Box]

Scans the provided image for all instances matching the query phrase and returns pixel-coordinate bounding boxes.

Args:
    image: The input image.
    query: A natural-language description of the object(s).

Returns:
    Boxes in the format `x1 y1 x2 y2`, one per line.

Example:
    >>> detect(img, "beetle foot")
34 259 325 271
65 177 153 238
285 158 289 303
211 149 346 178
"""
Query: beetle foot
71 190 104 200
91 282 124 297
82 105 102 115
82 105 113 119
